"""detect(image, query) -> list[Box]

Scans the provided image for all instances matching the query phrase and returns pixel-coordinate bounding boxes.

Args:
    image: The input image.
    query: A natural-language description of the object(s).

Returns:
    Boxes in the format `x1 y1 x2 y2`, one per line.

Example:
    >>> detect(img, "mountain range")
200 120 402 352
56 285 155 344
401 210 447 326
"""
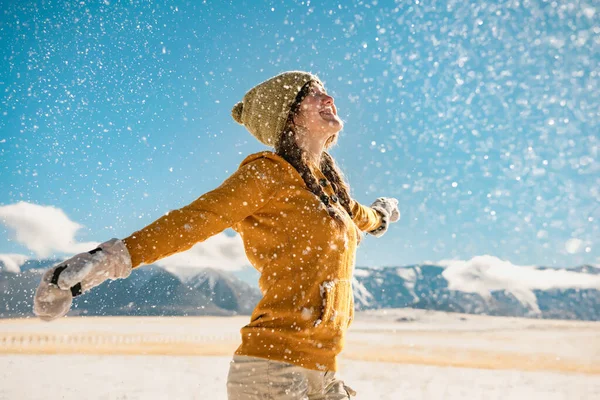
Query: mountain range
1 259 598 320
351 264 600 321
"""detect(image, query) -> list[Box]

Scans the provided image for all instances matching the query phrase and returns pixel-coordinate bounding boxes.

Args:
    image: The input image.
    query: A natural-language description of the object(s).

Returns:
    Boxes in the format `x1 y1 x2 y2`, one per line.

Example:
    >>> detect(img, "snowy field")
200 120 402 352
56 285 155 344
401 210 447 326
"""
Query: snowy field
3 355 599 400
1 309 598 399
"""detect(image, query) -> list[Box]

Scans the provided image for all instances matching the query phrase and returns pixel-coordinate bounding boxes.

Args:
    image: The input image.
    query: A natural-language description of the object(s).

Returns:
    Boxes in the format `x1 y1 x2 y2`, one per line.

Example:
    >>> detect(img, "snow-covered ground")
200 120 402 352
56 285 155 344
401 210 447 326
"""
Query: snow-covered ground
3 355 599 400
1 309 598 399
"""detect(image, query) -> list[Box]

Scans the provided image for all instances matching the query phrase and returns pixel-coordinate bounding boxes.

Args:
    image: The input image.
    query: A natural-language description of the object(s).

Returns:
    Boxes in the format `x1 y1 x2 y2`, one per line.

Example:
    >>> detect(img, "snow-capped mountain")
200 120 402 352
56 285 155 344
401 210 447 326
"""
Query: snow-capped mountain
1 258 599 320
352 263 600 320
185 268 260 314
0 261 261 318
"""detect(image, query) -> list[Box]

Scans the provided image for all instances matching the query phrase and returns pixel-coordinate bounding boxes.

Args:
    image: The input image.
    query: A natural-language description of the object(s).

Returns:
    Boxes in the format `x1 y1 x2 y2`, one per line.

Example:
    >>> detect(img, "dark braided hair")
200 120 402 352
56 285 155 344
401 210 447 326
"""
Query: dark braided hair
275 81 364 244
320 151 354 219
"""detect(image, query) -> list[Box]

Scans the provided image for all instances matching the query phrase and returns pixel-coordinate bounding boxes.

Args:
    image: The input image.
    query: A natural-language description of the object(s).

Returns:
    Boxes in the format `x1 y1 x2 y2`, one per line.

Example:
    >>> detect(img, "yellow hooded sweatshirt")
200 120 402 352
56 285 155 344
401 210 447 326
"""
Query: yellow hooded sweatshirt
122 151 382 371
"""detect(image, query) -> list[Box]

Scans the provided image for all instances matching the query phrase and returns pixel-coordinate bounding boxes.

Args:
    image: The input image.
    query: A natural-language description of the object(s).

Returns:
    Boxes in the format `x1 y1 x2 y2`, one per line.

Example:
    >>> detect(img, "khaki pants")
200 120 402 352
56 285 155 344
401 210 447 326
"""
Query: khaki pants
227 355 357 399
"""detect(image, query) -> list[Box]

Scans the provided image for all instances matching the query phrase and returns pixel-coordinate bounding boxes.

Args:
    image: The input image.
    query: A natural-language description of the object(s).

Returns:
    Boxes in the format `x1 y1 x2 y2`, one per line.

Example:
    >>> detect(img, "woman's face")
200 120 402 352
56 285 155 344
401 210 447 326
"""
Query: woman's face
293 83 343 138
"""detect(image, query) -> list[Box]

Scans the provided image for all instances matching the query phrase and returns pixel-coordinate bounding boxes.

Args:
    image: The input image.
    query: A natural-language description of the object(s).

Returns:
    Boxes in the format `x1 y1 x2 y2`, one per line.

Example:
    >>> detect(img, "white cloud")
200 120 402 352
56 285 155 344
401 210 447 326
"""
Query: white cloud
438 255 600 313
0 202 98 257
0 253 29 273
156 233 250 276
0 202 251 275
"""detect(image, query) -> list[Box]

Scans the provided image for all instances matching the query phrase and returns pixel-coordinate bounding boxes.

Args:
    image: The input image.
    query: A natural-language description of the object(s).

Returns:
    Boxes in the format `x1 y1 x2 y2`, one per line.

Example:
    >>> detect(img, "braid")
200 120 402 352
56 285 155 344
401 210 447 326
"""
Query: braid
276 128 345 224
320 151 364 244
320 152 353 218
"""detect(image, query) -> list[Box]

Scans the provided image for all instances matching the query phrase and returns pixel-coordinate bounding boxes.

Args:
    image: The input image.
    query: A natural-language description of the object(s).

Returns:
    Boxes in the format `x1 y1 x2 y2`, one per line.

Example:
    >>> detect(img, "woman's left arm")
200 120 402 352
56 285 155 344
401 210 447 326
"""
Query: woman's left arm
350 197 400 237
350 199 382 232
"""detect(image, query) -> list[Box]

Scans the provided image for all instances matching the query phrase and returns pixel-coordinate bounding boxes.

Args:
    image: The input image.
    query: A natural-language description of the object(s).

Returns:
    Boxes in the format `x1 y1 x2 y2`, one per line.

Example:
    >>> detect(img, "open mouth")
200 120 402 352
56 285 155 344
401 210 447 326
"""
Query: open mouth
319 108 336 118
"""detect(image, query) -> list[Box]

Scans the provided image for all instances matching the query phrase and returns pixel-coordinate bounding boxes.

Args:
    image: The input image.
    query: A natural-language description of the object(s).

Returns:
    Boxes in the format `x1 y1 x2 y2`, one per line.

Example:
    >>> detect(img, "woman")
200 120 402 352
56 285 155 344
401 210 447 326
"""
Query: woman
34 71 400 399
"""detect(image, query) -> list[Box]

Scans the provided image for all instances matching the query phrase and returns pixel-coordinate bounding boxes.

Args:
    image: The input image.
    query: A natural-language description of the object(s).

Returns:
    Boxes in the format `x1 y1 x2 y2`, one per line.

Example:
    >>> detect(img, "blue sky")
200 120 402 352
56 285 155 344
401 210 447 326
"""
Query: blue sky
1 0 598 269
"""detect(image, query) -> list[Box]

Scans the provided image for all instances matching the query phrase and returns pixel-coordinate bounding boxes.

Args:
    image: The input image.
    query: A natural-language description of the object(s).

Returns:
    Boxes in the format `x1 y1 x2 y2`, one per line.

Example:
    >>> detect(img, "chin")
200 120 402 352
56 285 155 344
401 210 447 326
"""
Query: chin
325 119 343 132
332 125 343 136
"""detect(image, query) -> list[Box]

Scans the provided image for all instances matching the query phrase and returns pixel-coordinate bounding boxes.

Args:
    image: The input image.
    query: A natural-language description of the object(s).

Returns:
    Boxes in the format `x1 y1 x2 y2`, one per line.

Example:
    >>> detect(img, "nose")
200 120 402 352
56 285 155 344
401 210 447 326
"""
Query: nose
322 94 334 106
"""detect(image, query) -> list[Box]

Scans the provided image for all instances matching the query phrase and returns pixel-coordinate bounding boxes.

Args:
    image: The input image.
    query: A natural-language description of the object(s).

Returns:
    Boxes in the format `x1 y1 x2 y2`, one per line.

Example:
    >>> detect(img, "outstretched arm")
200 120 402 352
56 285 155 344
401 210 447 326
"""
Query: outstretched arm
34 156 283 320
350 198 383 232
123 157 283 268
350 197 400 237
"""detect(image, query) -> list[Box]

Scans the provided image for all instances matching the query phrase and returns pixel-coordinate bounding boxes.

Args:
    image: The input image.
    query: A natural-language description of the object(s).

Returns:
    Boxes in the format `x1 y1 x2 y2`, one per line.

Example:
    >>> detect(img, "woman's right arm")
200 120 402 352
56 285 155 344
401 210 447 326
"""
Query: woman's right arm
123 157 283 268
34 155 283 321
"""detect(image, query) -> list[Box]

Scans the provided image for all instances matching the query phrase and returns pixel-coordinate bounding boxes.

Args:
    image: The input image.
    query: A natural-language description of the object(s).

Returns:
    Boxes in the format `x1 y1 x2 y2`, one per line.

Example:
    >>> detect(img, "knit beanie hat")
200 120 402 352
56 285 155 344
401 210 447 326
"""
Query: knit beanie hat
231 71 323 147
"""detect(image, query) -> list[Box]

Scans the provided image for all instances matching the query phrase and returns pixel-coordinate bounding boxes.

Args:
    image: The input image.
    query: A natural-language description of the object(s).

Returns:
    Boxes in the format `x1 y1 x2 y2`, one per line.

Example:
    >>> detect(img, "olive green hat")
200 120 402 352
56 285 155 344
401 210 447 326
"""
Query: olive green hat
231 71 323 147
